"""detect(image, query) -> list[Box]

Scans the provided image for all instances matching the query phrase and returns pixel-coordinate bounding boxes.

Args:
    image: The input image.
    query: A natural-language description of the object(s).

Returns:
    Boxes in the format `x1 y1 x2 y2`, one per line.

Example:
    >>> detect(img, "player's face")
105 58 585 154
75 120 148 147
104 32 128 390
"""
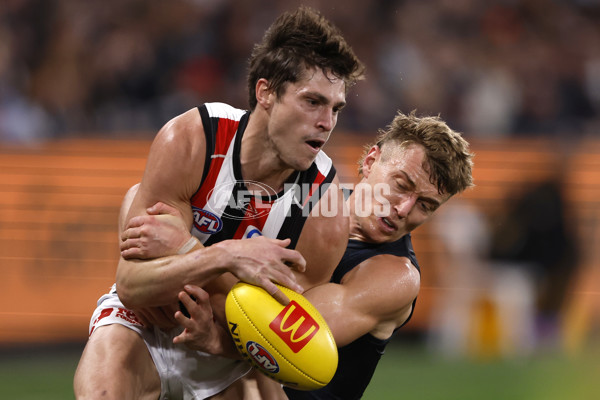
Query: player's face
267 68 346 171
350 143 451 243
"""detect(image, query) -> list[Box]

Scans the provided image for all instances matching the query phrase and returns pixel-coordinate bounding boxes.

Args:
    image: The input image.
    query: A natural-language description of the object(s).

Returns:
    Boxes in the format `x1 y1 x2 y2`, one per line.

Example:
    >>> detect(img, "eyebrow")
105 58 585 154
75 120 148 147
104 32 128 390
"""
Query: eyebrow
306 91 346 109
399 171 441 208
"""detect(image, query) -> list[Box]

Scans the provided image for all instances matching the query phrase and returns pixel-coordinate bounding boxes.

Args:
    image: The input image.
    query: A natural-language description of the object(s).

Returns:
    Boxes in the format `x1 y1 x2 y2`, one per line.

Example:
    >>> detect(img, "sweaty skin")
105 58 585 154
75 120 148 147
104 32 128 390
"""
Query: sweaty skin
116 70 349 315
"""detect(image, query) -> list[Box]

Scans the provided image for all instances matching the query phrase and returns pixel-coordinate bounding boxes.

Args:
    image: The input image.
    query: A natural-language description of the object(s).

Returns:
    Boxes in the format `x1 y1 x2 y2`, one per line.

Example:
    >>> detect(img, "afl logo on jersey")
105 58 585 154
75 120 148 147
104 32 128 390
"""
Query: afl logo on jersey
192 207 223 234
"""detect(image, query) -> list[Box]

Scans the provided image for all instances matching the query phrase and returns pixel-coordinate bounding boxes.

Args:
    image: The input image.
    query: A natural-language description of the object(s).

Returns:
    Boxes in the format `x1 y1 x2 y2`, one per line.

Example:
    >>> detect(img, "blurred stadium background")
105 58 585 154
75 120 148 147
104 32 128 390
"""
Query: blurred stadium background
1 0 599 398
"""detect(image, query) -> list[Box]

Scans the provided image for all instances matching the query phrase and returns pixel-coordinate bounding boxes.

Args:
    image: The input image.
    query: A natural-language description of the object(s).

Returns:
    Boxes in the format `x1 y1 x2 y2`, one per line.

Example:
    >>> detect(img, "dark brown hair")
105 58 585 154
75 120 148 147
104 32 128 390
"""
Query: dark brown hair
247 7 364 110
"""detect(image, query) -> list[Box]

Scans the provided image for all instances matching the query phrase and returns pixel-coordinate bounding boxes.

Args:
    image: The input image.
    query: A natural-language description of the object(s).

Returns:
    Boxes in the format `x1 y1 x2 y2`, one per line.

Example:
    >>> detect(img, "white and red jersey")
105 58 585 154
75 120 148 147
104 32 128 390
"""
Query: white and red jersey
190 102 336 248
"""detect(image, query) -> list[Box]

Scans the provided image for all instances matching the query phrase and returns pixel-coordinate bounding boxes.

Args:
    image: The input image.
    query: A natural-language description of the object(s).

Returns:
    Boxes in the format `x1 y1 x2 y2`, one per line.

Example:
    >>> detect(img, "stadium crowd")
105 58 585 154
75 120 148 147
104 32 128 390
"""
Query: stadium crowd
1 0 600 142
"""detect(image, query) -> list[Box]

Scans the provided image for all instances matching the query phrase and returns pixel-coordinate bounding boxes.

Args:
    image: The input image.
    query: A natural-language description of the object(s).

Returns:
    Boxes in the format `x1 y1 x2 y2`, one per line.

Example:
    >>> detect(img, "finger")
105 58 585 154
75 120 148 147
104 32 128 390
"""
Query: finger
173 310 190 326
268 285 291 306
121 248 144 260
274 238 291 248
120 238 131 251
256 278 291 306
282 249 307 273
184 285 209 303
124 215 146 230
172 326 189 344
119 237 139 251
148 202 180 216
274 273 304 295
178 291 197 312
121 226 142 242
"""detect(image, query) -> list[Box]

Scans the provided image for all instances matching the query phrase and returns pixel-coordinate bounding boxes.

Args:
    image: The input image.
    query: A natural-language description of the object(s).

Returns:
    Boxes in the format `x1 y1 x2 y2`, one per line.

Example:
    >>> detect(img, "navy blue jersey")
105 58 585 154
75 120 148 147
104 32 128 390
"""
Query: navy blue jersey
285 236 420 400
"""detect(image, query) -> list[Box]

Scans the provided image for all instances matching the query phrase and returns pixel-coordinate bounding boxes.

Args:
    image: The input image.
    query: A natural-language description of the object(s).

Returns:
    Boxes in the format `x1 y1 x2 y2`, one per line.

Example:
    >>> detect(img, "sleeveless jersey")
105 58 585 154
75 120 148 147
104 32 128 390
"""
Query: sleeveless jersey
285 236 420 400
190 102 336 248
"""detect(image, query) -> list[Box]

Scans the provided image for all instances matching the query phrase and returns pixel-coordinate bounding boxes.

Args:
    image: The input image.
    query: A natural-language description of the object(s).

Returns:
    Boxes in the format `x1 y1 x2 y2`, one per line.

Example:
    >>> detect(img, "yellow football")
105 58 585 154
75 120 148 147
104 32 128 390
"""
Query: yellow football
225 282 338 391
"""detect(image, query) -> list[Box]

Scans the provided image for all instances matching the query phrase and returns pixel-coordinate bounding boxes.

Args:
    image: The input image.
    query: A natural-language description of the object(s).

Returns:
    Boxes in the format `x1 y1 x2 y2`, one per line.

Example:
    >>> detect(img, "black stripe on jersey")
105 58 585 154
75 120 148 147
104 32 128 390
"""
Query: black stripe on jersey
202 181 252 246
231 112 250 183
277 163 337 249
197 105 216 187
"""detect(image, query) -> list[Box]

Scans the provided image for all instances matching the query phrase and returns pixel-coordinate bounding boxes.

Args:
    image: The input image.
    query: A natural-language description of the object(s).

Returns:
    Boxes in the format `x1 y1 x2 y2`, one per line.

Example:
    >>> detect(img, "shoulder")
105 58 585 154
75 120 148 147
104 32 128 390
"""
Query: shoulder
360 253 420 290
295 174 349 289
202 102 247 121
345 253 420 311
155 107 204 145
147 107 208 172
138 107 208 207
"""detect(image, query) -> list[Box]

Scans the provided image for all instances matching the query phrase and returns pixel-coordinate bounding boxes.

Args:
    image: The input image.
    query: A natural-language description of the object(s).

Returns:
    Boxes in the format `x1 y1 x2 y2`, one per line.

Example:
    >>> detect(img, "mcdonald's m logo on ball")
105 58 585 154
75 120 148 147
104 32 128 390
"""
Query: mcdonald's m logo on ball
269 301 320 353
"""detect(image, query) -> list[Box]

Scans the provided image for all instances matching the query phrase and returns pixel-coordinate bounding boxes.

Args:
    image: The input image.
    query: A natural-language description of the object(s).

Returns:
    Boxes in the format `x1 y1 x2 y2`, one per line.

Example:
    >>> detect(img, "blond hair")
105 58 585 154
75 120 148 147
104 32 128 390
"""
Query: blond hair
360 111 474 196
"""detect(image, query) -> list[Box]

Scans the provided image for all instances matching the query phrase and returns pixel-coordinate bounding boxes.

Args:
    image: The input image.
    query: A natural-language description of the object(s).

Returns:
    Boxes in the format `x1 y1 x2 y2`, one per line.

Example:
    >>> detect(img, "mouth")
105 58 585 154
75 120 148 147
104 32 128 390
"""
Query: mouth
305 139 325 152
379 217 397 232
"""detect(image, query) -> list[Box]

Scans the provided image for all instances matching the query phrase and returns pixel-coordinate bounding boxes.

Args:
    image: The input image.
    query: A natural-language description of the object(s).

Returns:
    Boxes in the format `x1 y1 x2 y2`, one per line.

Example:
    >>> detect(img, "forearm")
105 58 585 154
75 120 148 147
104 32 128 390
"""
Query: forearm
116 245 228 309
117 234 305 310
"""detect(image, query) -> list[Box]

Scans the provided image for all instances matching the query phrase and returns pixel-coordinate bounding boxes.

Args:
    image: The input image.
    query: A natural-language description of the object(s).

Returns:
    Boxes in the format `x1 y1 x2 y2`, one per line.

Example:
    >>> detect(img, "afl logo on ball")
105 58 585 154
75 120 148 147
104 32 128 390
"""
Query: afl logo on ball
246 341 279 373
192 207 223 234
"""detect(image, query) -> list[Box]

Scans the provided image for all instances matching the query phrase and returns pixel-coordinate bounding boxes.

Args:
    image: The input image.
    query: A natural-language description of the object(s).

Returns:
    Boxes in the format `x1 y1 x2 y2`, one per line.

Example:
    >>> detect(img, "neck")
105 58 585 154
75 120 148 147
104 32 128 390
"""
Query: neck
240 113 294 194
346 191 366 241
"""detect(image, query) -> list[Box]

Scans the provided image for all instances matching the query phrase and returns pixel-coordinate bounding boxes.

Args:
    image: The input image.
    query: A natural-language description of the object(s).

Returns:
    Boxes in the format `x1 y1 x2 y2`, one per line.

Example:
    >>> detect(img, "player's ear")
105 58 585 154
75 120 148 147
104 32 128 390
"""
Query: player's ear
361 145 381 178
255 78 274 110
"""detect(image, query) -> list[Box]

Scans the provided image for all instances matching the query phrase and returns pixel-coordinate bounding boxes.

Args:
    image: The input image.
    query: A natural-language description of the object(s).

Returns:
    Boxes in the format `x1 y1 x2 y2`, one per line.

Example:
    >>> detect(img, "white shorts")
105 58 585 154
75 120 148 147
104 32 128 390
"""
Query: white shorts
89 284 251 400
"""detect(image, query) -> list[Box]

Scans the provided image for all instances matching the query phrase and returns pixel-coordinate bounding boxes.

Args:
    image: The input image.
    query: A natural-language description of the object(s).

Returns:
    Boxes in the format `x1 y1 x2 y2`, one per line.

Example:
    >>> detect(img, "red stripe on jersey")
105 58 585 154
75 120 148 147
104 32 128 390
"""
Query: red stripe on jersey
302 171 326 207
232 196 273 239
192 118 240 209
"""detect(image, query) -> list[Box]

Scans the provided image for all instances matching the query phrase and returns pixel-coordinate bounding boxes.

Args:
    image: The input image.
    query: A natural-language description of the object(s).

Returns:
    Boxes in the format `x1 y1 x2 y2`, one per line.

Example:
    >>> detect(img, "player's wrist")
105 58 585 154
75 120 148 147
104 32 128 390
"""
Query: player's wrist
210 241 237 272
215 326 244 360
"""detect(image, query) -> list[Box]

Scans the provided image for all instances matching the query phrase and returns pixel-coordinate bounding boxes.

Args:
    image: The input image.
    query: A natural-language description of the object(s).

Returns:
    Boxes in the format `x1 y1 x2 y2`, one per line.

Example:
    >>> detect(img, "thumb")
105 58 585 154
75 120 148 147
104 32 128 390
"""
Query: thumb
147 202 179 216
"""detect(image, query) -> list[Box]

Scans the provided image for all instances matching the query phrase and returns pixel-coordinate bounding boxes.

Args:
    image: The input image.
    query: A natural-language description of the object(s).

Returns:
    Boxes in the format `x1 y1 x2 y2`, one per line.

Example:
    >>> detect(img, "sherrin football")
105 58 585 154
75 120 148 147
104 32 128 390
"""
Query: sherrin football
225 282 338 390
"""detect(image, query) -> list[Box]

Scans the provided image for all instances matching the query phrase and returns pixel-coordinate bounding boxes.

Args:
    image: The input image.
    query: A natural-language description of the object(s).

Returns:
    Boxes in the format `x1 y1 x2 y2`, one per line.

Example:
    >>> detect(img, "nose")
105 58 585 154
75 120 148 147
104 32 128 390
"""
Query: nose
317 108 335 131
394 194 417 218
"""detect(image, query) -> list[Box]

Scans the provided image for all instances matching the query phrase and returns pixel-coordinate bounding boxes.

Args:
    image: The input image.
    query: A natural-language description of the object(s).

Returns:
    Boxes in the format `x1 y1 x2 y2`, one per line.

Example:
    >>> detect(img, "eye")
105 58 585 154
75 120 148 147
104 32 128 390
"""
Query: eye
419 201 435 213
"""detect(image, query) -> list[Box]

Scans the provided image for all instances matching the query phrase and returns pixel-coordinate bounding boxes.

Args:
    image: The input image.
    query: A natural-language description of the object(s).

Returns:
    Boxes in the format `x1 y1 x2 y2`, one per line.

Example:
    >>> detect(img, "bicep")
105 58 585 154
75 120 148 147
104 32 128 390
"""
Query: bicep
116 109 206 289
304 282 376 348
126 108 206 229
304 256 420 347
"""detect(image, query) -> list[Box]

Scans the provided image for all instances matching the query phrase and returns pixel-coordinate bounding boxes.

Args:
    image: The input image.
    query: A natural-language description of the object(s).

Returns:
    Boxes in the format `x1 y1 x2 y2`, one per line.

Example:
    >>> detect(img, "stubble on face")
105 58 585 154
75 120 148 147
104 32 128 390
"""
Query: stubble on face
268 68 346 172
